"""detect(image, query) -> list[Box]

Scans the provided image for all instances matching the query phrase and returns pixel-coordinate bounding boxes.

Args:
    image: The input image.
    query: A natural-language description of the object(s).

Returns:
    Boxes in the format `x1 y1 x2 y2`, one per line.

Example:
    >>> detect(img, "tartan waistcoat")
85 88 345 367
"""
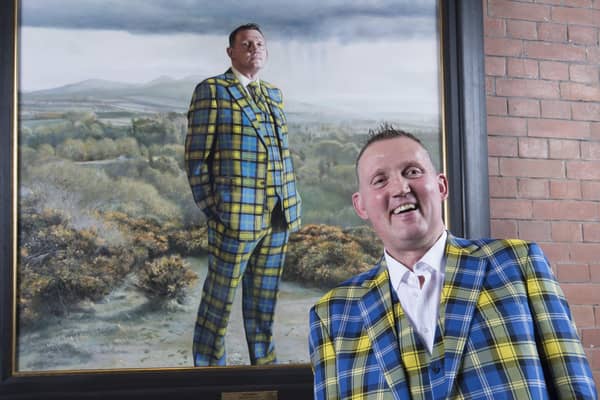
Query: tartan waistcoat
391 287 449 400
253 88 284 213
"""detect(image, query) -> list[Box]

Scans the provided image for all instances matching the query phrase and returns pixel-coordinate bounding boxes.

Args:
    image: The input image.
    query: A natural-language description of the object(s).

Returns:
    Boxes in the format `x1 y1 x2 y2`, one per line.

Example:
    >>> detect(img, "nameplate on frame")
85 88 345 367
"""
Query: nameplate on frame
222 390 278 400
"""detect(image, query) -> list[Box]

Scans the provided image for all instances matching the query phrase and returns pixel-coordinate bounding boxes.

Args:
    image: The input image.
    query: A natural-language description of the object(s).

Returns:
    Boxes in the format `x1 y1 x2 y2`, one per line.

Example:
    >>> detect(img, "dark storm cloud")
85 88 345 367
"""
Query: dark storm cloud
21 0 437 40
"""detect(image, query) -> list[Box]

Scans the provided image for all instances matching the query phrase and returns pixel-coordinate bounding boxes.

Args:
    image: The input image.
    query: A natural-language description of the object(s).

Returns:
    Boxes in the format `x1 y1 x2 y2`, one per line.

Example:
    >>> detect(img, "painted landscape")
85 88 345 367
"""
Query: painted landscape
18 79 439 370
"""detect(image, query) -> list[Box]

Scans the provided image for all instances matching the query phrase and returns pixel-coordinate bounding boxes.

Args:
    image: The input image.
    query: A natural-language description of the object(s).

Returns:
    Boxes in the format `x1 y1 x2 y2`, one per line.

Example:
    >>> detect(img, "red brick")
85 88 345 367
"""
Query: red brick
490 198 533 219
571 243 600 263
591 264 600 282
550 180 582 199
540 242 571 263
570 64 600 84
537 22 568 43
484 17 506 37
488 0 552 21
588 348 600 370
489 176 518 197
541 100 571 119
528 119 590 139
588 47 600 64
572 103 600 122
582 328 600 347
568 25 599 45
552 221 583 242
489 136 518 157
486 77 495 95
508 98 540 117
552 6 600 26
584 224 600 242
581 142 600 160
518 137 548 158
496 78 559 98
571 305 596 328
518 220 551 241
487 96 508 115
562 284 600 304
533 200 598 221
485 56 506 76
485 37 524 57
540 61 569 81
500 158 564 178
549 139 580 159
507 20 538 40
525 42 587 62
507 58 539 79
518 178 550 198
487 115 528 135
561 82 600 101
563 0 594 6
592 122 600 140
567 160 600 179
488 156 500 175
490 219 518 238
557 263 591 282
582 181 600 200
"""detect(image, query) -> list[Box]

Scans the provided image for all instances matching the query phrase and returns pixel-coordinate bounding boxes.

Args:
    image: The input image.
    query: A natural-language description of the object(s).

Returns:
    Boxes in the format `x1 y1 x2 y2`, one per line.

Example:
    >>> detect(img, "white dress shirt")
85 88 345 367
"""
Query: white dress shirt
385 230 447 354
231 66 259 96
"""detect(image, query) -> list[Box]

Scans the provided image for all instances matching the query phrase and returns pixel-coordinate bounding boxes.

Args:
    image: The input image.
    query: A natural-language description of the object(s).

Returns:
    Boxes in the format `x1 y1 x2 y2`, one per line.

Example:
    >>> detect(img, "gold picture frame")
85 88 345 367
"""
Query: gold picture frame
0 0 489 398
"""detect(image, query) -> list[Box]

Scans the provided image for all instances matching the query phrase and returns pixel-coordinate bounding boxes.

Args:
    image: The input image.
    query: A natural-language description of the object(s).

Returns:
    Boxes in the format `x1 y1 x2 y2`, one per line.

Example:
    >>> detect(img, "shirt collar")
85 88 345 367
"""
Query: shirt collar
386 230 448 288
231 66 259 88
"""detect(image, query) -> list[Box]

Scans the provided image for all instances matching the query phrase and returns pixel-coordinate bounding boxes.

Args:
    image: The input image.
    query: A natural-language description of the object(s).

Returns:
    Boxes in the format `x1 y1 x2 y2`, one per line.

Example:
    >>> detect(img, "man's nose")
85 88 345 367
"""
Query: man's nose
391 175 410 196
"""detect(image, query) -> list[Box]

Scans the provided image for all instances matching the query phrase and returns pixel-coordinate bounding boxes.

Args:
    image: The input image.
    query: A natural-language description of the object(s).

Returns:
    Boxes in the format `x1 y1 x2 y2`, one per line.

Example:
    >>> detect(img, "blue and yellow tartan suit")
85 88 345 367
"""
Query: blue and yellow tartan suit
309 234 597 399
185 69 301 366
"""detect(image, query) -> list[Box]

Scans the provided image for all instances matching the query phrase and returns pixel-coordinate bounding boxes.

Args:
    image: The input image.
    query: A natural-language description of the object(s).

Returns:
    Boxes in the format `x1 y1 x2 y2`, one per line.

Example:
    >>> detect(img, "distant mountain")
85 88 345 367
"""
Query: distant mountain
21 76 438 128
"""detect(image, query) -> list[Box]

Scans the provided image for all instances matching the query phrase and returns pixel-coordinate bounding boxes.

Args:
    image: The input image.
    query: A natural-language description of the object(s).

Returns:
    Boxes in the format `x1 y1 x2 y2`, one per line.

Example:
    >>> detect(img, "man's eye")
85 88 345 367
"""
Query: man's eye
371 177 386 186
405 168 422 177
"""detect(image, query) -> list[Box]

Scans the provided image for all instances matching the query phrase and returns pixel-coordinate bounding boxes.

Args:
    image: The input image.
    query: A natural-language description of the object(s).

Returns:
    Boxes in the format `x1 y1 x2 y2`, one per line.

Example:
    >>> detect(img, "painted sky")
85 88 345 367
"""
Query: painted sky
20 0 441 116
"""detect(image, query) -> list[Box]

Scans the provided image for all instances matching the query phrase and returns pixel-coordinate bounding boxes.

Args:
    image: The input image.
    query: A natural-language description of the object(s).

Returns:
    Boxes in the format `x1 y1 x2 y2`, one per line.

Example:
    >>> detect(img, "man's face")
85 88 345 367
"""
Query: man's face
227 29 267 78
352 137 448 260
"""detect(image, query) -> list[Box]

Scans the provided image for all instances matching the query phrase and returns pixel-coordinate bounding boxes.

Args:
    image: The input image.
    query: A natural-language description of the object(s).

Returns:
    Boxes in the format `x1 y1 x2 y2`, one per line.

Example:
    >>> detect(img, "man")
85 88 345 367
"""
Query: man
309 126 596 399
185 23 301 366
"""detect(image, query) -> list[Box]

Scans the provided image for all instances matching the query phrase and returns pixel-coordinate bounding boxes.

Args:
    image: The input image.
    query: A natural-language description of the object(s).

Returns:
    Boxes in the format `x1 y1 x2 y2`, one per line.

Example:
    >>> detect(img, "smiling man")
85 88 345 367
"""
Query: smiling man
308 126 596 399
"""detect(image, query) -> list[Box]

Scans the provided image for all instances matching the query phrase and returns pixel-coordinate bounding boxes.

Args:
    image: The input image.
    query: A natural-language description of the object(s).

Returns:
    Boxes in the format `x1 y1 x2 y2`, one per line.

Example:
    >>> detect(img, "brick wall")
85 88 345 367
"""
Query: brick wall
483 0 600 386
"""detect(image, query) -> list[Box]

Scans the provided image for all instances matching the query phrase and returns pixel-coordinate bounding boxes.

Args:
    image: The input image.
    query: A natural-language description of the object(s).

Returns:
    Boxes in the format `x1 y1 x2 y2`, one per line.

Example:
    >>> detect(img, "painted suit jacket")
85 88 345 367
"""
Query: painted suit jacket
309 235 597 399
185 69 301 240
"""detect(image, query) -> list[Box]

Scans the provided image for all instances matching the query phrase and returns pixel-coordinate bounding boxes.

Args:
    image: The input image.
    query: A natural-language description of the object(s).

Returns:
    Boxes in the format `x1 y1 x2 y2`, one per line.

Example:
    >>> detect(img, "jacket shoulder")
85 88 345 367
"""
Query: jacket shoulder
312 263 382 310
450 235 533 257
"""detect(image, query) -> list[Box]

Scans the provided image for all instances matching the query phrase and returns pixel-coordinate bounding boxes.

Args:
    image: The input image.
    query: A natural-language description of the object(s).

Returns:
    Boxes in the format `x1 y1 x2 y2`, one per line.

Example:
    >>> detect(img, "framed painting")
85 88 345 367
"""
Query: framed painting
0 0 489 398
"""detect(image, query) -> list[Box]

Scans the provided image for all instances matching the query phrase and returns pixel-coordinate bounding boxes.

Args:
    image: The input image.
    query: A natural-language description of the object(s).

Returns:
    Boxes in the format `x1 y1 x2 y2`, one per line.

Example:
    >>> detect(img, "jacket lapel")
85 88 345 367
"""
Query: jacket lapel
358 263 408 400
222 69 263 134
440 234 487 391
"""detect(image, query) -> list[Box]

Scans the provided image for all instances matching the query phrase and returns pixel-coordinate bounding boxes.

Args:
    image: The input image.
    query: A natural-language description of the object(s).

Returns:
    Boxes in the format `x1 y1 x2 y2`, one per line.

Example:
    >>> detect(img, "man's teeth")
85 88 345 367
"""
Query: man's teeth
393 204 417 214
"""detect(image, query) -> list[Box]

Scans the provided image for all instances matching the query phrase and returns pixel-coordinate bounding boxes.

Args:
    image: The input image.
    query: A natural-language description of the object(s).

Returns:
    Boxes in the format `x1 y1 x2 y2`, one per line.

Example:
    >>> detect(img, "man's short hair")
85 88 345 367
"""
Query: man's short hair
355 124 426 176
229 23 264 47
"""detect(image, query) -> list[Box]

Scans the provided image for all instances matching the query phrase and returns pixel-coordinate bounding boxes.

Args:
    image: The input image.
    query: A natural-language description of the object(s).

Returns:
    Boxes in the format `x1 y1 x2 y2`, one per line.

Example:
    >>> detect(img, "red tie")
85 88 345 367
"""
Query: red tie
418 275 425 289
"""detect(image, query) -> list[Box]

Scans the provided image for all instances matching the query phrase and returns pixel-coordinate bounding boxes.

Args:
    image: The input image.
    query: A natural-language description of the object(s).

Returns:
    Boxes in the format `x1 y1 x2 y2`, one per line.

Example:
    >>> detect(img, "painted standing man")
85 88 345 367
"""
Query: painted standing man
309 126 596 399
185 23 301 366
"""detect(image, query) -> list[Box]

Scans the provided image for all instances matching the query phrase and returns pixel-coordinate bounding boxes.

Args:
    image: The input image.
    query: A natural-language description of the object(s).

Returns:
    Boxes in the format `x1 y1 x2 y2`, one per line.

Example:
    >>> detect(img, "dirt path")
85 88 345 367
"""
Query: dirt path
17 257 325 371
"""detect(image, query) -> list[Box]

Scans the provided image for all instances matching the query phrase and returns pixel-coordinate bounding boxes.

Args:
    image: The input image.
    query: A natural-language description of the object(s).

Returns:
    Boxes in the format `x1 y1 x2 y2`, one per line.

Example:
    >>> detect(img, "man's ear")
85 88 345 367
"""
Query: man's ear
437 173 449 201
226 47 232 58
352 192 369 220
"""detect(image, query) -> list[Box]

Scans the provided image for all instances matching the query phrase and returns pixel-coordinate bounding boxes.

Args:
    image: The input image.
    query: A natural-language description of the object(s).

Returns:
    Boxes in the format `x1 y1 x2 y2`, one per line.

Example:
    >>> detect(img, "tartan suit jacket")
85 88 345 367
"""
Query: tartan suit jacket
309 234 597 399
185 69 301 240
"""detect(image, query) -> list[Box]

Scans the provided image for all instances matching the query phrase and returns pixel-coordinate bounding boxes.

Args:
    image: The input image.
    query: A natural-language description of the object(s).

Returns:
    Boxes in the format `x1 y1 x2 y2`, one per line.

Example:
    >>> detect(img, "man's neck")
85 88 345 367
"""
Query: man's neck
231 66 259 82
386 229 446 270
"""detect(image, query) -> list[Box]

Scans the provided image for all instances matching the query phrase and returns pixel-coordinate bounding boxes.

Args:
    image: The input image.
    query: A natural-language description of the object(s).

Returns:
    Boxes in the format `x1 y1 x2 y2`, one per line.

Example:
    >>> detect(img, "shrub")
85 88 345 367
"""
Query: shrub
135 255 197 302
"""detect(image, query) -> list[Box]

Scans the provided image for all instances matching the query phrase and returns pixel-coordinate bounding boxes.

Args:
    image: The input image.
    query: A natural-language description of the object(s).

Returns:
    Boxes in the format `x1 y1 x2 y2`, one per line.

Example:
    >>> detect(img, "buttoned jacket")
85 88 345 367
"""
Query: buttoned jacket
309 235 596 399
185 69 301 240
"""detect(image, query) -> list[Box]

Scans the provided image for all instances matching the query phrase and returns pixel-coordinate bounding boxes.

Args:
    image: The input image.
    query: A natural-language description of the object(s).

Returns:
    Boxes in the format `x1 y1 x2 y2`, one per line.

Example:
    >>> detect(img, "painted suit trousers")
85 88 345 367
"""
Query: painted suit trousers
192 206 289 366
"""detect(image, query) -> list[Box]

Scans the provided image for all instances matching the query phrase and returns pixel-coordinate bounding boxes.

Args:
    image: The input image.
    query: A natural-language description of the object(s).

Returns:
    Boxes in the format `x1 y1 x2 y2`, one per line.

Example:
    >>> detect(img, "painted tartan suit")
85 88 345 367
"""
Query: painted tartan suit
185 69 301 366
309 234 597 399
